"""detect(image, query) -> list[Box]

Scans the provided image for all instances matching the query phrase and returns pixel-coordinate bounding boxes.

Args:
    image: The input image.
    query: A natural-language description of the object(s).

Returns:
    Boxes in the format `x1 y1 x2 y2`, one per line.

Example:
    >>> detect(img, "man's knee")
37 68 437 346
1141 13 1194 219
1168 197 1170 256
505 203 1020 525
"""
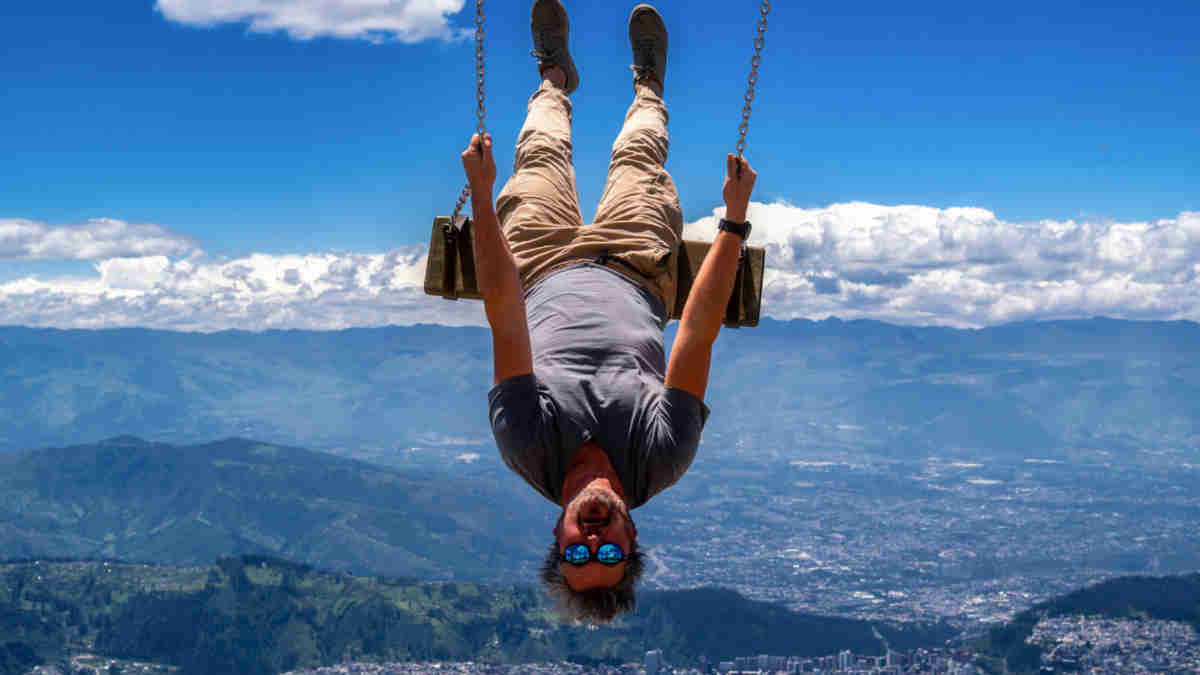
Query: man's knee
610 129 668 169
516 130 573 168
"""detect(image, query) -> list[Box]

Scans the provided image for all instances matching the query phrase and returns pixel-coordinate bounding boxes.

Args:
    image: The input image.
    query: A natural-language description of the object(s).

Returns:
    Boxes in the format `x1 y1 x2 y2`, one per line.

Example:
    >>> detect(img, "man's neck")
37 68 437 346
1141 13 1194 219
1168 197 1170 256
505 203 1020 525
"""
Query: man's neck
560 441 628 506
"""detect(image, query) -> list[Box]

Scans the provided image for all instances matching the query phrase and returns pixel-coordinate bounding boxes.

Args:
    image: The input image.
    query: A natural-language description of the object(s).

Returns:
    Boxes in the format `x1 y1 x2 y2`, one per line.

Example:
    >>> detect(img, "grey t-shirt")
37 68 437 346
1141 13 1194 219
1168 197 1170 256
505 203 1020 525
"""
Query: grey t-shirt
488 262 710 509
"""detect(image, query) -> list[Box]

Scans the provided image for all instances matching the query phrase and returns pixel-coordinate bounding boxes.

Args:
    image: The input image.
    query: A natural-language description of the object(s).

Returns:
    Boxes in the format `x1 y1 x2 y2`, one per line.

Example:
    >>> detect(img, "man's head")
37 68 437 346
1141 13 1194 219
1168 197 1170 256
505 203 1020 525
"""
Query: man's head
540 483 644 623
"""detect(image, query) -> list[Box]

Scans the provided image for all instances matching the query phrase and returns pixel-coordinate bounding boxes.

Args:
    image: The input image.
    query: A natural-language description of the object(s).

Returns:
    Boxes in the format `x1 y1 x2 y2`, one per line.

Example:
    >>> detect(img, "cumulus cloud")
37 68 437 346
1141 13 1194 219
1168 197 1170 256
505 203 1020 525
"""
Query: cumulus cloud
155 0 470 43
685 202 1200 328
0 218 197 261
0 245 485 331
5 204 1200 331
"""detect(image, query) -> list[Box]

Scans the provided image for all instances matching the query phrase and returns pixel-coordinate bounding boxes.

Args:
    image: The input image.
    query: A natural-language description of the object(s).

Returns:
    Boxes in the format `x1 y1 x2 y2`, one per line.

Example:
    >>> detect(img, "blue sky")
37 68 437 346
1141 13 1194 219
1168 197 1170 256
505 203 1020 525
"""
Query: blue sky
2 0 1199 330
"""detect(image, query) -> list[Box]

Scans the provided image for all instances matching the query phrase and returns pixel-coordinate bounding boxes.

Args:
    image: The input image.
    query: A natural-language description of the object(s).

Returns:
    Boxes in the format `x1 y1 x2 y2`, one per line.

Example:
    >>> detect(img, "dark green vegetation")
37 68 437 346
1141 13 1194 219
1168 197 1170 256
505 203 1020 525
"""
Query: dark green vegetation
974 573 1200 673
0 436 547 581
5 319 1200 459
0 557 955 675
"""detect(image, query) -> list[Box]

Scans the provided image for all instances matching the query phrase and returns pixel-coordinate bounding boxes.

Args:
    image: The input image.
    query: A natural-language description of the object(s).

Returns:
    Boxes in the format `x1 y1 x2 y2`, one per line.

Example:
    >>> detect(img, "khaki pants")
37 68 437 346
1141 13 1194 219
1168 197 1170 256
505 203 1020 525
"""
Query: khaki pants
496 81 683 316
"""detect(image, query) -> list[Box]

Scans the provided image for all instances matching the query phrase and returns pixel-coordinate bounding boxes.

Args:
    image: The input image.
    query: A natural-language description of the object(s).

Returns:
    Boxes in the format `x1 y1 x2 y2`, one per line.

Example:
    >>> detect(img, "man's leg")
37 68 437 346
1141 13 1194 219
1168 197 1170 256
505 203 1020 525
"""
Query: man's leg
495 2 584 291
495 76 585 291
580 5 682 314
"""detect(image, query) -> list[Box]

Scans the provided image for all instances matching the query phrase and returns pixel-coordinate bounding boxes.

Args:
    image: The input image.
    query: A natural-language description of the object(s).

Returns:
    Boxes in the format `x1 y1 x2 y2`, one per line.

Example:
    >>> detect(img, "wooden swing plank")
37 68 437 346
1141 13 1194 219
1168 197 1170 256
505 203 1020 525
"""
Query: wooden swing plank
674 239 765 328
424 216 764 327
424 216 483 301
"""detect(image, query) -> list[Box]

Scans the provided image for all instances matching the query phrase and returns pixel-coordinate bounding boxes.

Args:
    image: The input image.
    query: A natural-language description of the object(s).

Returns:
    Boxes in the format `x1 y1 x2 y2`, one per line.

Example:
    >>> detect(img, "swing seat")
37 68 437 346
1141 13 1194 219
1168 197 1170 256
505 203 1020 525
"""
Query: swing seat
424 216 765 327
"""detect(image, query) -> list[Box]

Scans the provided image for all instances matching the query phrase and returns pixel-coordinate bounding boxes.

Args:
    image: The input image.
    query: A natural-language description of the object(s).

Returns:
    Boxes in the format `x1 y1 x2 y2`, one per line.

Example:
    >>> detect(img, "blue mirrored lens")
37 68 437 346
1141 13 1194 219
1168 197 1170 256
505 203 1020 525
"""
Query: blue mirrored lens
563 544 590 564
596 543 624 564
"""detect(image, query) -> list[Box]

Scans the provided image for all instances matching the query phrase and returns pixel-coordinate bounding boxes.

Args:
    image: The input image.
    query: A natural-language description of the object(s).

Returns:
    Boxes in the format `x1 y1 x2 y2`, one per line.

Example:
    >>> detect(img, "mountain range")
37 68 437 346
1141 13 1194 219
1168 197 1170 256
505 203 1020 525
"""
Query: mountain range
4 318 1200 461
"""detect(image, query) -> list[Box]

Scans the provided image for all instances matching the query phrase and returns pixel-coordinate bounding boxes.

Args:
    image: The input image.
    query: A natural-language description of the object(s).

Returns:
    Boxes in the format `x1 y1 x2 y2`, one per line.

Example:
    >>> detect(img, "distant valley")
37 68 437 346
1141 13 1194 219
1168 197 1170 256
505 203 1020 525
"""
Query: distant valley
2 319 1200 639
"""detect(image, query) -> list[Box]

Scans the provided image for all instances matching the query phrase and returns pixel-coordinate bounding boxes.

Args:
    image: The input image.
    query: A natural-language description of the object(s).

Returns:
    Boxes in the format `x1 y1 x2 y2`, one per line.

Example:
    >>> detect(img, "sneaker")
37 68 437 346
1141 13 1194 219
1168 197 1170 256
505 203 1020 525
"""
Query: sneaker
531 0 579 94
628 4 667 92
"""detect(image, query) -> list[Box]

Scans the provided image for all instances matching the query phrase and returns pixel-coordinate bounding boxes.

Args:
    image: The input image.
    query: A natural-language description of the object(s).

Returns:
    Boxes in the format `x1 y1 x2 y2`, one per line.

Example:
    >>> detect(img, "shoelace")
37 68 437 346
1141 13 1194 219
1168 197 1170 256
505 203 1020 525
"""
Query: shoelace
629 41 657 82
530 30 562 63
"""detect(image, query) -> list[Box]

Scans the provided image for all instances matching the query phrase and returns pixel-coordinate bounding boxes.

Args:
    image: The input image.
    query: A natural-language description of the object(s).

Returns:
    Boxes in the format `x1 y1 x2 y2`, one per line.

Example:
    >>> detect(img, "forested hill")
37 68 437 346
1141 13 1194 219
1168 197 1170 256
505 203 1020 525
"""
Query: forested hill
975 573 1200 673
0 436 549 582
0 556 956 675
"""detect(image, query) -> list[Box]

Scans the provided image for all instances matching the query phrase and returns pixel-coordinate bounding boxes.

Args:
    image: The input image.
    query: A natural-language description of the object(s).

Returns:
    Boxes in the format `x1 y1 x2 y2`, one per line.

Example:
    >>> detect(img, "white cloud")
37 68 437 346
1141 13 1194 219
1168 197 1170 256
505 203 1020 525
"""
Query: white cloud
685 202 1200 328
0 246 485 331
0 218 197 261
5 204 1200 331
155 0 470 43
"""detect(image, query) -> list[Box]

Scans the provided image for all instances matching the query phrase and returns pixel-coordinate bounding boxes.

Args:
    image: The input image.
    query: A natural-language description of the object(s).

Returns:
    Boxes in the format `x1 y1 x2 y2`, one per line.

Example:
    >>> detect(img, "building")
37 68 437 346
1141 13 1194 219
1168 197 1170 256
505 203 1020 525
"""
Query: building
646 649 663 675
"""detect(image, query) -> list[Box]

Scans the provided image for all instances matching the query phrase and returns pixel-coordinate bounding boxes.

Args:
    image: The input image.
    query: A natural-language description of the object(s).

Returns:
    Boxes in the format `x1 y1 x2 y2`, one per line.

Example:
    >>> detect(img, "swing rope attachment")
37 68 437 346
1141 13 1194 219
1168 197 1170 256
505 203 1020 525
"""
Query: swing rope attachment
448 0 488 230
736 0 770 175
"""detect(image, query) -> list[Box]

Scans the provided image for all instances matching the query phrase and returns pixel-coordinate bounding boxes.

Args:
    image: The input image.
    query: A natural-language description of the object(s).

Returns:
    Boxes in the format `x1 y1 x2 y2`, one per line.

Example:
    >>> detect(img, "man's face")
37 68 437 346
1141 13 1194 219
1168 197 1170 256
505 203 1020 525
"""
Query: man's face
555 485 637 591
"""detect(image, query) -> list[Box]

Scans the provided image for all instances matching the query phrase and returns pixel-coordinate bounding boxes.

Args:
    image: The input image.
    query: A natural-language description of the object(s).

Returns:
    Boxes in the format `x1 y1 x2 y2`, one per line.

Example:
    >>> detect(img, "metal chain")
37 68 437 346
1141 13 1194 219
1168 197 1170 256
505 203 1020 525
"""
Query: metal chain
449 0 487 228
736 0 770 164
473 0 487 139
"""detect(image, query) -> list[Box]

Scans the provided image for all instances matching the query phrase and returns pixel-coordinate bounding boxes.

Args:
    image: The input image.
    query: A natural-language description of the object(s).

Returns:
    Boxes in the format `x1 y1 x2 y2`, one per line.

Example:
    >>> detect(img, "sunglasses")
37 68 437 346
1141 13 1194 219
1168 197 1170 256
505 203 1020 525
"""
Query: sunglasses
561 542 625 566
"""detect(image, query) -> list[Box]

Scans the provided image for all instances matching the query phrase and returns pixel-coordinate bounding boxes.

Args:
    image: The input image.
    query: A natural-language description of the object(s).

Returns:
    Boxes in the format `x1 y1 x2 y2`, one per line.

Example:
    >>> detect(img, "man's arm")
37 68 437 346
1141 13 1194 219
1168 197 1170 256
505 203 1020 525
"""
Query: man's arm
462 133 533 385
665 154 757 401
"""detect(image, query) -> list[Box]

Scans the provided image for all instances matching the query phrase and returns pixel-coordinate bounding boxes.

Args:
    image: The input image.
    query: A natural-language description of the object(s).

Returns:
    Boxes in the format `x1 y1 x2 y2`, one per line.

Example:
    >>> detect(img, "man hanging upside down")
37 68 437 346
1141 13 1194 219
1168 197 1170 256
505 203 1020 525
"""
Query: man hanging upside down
460 0 756 623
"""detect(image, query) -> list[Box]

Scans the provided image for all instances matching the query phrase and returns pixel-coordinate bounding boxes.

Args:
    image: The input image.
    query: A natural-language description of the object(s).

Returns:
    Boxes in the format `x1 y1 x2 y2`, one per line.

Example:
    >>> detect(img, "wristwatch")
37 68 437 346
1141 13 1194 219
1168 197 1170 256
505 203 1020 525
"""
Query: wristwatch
718 218 752 241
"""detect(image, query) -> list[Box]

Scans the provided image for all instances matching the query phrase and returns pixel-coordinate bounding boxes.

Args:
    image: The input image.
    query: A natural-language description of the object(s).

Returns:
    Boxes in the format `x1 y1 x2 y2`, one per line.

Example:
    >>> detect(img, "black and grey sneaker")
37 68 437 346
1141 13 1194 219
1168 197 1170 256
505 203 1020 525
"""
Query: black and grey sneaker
531 0 579 94
628 4 667 91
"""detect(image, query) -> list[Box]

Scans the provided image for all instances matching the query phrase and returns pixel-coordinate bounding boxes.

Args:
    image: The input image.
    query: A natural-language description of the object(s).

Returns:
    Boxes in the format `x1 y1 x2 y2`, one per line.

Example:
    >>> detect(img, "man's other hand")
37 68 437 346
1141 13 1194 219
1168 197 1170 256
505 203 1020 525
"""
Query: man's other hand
722 154 756 224
461 133 496 193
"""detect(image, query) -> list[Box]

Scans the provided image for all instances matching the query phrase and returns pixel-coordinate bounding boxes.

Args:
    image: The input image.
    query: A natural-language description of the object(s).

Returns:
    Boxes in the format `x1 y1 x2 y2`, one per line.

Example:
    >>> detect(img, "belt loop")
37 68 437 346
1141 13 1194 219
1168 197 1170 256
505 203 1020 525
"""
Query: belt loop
595 249 610 265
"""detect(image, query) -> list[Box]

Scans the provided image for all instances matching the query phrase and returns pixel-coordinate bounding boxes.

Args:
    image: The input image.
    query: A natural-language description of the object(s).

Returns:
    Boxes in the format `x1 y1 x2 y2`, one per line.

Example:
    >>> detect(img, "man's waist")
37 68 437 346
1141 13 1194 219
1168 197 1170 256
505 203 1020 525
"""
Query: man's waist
526 259 668 319
527 256 646 290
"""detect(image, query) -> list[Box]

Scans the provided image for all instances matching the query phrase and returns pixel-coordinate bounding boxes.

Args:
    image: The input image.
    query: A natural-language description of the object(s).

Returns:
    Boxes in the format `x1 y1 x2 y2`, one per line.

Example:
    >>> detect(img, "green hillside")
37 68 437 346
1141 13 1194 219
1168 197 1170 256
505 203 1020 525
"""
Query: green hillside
974 573 1200 673
0 436 548 582
0 557 955 675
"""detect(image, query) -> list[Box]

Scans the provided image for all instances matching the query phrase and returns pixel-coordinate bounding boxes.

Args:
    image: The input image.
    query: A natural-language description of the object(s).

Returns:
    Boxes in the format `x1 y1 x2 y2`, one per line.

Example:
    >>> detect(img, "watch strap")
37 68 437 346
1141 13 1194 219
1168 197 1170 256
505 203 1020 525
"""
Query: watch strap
718 218 752 240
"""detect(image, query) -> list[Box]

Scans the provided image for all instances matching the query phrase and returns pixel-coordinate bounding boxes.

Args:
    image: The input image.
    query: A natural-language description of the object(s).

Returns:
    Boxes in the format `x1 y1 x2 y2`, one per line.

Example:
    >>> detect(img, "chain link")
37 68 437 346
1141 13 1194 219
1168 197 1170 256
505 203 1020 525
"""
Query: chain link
449 0 487 229
474 0 487 139
736 0 770 163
